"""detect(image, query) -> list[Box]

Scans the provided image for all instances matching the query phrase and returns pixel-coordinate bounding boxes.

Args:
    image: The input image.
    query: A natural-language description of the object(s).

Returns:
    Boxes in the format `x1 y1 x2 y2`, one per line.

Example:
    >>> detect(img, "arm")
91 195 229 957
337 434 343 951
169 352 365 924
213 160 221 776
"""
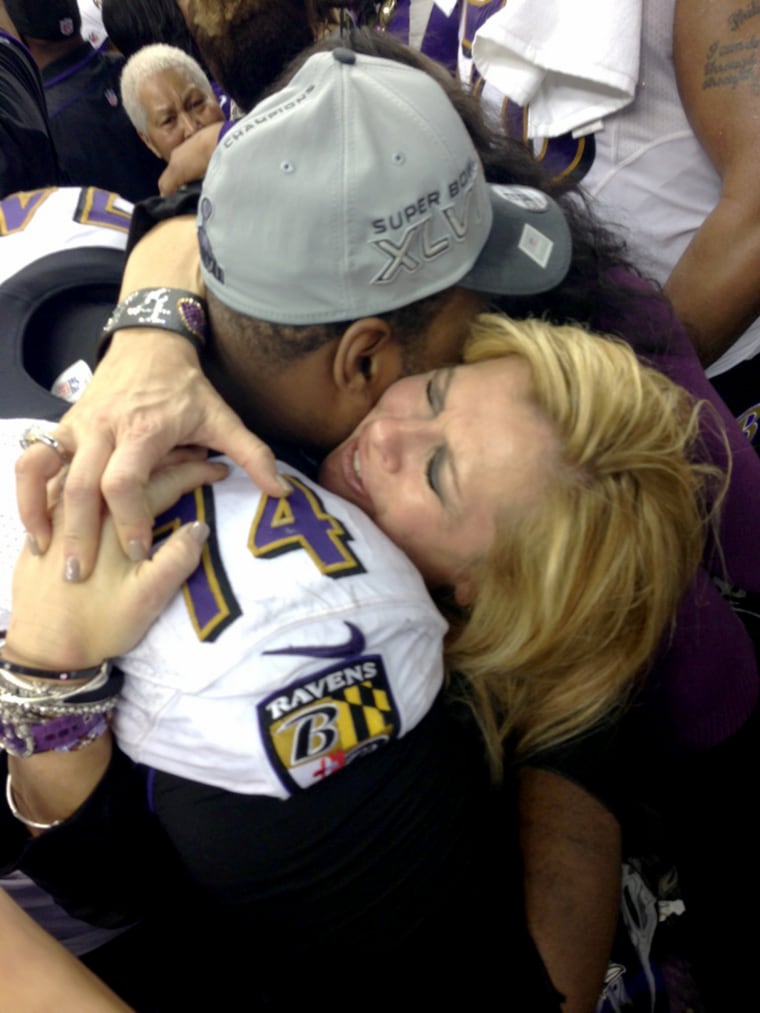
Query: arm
16 215 289 579
668 0 760 365
1 460 222 918
158 120 225 195
0 888 134 1012
5 458 222 824
519 768 621 1013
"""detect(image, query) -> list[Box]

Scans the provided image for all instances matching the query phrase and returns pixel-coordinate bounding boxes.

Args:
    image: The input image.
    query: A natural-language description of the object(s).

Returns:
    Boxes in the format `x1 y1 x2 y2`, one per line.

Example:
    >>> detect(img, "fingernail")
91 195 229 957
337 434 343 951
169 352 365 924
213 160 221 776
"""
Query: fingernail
64 556 81 583
277 475 292 496
189 521 210 545
26 533 41 556
127 539 149 562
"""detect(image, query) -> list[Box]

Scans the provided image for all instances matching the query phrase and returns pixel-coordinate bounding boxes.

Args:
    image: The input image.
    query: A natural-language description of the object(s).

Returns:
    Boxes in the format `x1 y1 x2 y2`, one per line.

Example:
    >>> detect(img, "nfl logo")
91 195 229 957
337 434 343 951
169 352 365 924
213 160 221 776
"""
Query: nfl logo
59 17 75 36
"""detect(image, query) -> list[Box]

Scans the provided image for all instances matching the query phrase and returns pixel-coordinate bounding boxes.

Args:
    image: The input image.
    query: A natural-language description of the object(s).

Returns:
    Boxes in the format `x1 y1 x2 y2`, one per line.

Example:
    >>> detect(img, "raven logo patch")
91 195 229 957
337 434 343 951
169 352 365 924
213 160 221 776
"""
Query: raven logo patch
258 655 399 792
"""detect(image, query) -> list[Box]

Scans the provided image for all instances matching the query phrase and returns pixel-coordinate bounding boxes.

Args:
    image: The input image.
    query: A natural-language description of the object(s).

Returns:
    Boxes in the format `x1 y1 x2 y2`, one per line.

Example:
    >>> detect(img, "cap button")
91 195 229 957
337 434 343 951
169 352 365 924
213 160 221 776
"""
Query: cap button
333 48 357 65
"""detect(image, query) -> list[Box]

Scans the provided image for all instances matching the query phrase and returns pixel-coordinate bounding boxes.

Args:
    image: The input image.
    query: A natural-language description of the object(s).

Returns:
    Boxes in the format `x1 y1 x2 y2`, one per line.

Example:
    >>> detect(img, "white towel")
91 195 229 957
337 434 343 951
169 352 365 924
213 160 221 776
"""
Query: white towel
472 0 642 139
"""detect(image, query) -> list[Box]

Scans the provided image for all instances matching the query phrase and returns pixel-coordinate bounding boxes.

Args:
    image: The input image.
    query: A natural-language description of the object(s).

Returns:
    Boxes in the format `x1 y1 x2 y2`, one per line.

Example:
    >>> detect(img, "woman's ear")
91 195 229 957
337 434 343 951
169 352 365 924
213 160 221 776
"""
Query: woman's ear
333 317 402 404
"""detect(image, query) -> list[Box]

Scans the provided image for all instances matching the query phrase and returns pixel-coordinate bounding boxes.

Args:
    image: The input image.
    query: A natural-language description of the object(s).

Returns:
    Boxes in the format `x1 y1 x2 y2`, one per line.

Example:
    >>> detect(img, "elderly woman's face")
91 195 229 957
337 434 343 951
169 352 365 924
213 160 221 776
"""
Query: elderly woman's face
138 66 224 161
319 358 557 603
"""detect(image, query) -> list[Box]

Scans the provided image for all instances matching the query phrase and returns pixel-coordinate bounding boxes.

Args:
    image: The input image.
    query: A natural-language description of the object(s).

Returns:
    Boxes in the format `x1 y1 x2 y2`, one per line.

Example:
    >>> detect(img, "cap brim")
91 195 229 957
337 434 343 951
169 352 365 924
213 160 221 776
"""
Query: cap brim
460 185 572 297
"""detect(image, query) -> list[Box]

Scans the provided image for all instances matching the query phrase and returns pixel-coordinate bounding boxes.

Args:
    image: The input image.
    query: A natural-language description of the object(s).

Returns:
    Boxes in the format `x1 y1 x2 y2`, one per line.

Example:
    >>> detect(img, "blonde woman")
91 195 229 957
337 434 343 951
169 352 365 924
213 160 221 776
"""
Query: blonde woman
320 313 722 769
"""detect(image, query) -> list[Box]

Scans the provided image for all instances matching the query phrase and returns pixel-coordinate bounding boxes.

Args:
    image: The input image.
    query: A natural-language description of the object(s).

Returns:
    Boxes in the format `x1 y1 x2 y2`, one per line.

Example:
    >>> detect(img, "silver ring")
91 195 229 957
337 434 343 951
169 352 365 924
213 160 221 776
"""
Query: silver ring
19 425 71 463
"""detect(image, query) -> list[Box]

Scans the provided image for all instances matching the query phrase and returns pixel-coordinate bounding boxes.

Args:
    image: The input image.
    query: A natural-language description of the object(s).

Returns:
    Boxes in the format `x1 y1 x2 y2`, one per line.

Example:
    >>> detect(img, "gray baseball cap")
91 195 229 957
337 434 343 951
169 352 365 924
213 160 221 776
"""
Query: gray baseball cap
198 47 572 324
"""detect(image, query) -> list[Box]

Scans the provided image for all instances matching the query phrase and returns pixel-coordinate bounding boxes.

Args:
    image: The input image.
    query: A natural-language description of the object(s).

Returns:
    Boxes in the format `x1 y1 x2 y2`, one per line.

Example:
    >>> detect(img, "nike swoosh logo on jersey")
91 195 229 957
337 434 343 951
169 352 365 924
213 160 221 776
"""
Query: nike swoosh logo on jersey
263 622 366 660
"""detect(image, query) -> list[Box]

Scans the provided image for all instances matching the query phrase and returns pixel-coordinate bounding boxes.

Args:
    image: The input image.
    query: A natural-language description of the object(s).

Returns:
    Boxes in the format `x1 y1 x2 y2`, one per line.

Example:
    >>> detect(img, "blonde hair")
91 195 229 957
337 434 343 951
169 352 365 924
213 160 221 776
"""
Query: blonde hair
444 314 725 773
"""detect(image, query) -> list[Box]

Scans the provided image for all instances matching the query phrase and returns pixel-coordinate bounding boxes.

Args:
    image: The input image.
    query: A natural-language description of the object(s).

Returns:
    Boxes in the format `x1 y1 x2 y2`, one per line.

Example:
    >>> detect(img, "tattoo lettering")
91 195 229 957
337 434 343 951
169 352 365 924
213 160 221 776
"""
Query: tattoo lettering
728 1 760 31
702 35 760 90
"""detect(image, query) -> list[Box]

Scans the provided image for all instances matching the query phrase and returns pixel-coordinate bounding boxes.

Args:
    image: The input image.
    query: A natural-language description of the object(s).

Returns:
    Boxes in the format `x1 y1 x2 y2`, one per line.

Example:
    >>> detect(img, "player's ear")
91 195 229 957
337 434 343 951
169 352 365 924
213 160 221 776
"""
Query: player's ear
452 570 477 608
332 318 401 405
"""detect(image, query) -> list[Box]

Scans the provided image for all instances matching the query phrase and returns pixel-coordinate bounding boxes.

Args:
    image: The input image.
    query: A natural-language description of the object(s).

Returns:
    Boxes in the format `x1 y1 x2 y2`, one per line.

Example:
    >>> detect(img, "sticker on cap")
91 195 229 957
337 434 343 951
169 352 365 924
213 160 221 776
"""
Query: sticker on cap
518 225 554 269
494 186 549 212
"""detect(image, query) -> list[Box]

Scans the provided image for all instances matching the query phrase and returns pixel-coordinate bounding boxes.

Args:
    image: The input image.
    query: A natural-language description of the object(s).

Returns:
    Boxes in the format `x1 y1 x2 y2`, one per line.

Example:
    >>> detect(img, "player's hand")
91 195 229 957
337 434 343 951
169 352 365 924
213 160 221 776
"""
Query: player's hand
7 458 229 671
158 121 224 195
15 329 290 582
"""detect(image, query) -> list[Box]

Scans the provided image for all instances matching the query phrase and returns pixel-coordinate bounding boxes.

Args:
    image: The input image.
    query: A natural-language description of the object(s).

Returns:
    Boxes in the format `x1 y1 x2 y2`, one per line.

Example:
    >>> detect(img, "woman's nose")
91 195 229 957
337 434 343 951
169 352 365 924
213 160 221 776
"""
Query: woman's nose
179 112 196 137
366 416 429 474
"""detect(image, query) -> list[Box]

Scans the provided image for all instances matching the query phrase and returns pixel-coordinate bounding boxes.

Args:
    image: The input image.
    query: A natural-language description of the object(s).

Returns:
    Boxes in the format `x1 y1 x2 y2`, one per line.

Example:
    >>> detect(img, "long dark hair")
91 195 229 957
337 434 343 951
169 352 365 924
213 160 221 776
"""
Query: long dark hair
102 0 208 68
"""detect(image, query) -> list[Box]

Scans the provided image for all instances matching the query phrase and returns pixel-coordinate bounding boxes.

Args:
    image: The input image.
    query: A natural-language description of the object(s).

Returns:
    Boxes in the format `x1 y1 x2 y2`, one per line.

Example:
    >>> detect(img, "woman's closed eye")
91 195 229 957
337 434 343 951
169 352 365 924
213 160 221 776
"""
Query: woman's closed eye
426 445 445 500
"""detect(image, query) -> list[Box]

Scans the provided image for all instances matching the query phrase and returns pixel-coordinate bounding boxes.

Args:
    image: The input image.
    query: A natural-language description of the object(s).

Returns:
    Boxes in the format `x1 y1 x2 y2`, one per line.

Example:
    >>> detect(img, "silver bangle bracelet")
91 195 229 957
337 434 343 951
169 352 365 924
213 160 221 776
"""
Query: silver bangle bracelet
6 698 119 719
5 773 63 831
0 664 111 706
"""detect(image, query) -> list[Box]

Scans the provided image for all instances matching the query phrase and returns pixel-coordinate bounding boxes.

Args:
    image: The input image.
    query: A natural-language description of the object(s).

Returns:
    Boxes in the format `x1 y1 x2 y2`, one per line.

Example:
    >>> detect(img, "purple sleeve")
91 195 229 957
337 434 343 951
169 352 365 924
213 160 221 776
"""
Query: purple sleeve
596 271 760 748
598 270 760 592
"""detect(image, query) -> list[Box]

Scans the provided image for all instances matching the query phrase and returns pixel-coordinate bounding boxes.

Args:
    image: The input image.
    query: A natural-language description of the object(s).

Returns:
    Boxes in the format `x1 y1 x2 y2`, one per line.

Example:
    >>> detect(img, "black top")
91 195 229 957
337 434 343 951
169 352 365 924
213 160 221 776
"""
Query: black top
0 32 60 197
42 42 163 203
0 700 562 1009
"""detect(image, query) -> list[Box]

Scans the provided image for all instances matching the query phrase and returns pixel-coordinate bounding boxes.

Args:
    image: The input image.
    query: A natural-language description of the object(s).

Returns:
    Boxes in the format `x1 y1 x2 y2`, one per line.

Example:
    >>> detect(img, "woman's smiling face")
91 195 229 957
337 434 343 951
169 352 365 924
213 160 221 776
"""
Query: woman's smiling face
319 357 557 602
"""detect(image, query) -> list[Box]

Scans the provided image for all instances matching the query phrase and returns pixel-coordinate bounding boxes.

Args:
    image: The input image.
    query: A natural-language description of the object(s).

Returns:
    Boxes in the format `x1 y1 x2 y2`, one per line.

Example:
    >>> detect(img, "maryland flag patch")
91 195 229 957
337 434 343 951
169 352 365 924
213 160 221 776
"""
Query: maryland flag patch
258 655 399 793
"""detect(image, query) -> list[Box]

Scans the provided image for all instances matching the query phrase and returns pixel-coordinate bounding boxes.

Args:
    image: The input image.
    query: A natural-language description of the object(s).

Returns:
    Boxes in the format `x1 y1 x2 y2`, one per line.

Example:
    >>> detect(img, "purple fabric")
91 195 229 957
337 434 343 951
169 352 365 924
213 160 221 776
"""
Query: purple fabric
599 271 760 592
210 81 233 121
386 1 460 73
598 271 760 750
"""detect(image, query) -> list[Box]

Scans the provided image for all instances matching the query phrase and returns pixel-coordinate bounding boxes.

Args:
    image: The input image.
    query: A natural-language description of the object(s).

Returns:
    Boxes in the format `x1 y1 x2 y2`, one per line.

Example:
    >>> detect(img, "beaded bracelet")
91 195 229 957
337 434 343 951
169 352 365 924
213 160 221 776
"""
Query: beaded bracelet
98 287 208 359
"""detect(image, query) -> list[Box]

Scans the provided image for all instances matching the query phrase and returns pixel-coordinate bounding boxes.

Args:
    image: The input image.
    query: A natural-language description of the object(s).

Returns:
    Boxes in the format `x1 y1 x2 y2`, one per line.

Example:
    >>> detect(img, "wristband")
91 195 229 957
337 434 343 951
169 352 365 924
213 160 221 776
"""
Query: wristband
98 287 208 360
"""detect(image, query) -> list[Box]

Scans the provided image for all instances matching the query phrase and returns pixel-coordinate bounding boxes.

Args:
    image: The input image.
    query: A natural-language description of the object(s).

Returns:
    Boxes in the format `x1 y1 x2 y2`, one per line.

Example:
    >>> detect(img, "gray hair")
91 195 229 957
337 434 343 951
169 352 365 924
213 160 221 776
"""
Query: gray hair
121 43 215 134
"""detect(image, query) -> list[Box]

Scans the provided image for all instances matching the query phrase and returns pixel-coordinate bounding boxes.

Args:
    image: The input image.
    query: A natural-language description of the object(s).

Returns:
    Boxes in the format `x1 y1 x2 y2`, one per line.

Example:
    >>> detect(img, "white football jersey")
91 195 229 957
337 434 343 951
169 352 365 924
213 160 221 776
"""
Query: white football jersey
0 186 132 285
115 462 446 798
0 419 444 799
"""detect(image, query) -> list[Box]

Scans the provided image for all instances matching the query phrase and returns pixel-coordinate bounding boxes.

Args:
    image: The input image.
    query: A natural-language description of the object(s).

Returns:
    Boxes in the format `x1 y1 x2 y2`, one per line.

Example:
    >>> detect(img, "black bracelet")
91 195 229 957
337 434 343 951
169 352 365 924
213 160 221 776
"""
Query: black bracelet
0 633 106 683
98 287 208 360
0 634 122 705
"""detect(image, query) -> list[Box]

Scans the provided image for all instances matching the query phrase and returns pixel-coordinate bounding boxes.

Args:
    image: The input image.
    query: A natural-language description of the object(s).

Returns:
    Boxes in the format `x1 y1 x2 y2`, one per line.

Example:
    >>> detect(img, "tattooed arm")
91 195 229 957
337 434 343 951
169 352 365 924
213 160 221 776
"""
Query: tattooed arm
669 0 760 365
